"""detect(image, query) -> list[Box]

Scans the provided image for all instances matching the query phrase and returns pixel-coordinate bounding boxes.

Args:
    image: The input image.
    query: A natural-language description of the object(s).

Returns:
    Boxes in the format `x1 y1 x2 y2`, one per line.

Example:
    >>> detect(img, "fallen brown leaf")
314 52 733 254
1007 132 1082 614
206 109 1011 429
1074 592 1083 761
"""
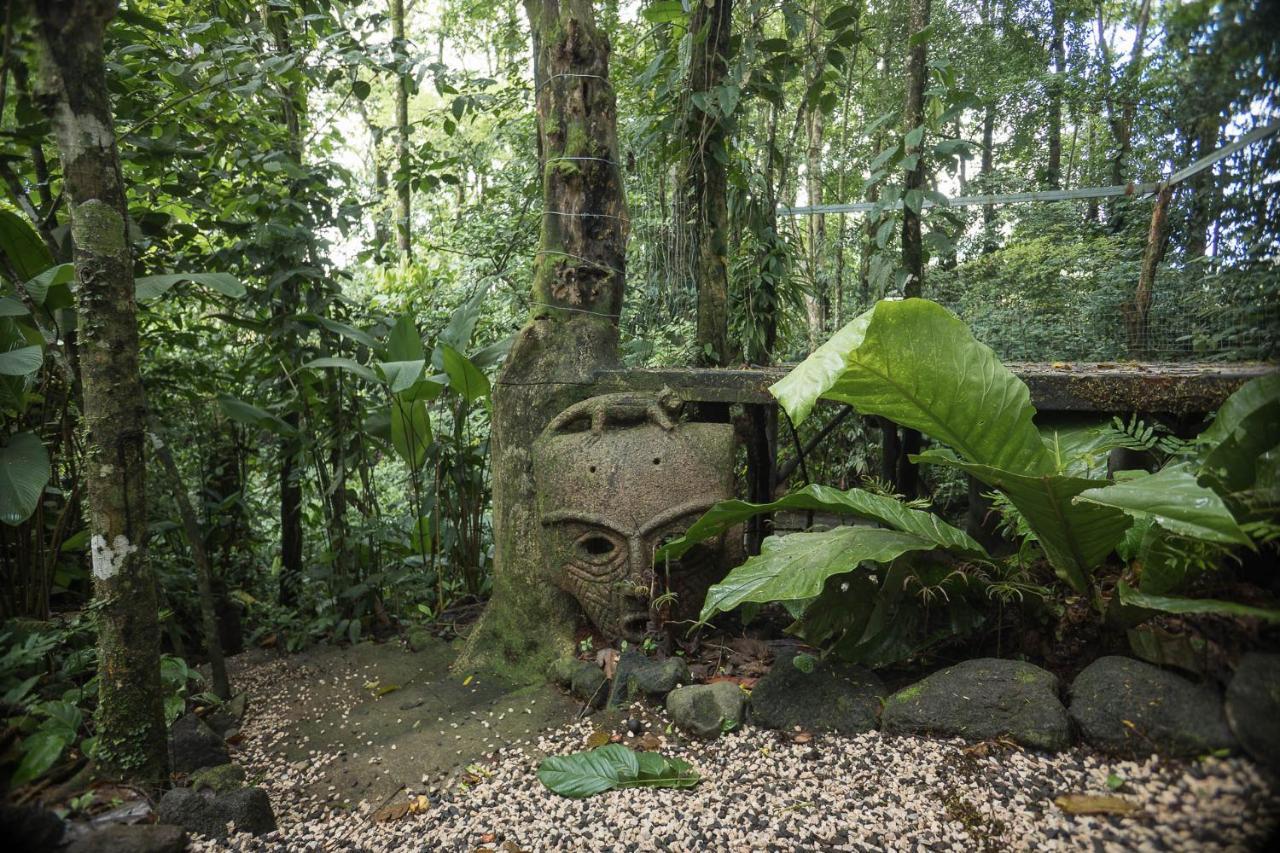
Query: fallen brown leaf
371 802 410 823
585 729 610 748
636 733 661 751
1054 794 1139 816
793 732 813 745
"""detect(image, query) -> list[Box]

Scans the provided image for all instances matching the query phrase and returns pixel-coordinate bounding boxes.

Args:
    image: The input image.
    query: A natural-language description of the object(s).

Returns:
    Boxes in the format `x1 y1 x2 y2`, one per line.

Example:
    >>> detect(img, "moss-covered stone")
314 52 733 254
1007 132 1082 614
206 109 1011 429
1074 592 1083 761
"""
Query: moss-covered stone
882 658 1071 752
749 650 885 734
188 763 246 794
666 682 744 739
1070 655 1236 757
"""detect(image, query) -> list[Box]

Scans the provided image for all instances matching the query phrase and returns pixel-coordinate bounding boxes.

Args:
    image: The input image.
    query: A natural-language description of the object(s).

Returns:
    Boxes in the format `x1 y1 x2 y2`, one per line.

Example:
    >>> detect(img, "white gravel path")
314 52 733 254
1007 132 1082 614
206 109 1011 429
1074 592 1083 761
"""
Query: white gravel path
196 652 1280 852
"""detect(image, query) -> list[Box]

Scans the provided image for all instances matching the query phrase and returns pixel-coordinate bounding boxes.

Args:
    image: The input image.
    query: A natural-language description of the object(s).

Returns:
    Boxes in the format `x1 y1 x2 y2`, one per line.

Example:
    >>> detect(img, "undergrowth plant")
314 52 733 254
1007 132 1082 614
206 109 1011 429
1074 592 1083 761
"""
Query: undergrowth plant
660 298 1278 666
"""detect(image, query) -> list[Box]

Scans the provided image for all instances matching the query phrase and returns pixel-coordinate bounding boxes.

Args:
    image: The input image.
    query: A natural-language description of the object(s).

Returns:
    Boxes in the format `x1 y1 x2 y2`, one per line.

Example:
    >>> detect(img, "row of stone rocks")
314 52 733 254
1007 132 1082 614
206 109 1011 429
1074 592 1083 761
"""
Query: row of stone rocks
553 649 1280 766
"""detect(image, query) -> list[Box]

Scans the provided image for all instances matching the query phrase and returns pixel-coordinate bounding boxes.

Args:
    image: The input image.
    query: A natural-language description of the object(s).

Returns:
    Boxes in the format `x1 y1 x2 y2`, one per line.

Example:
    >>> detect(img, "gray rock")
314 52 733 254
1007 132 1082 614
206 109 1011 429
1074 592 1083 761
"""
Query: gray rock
1225 653 1280 767
205 692 249 737
549 656 609 708
156 786 276 839
188 762 246 793
170 712 229 774
1069 655 1236 757
882 658 1071 751
63 824 187 853
405 627 435 652
607 649 690 706
0 803 63 852
750 650 885 734
666 681 745 738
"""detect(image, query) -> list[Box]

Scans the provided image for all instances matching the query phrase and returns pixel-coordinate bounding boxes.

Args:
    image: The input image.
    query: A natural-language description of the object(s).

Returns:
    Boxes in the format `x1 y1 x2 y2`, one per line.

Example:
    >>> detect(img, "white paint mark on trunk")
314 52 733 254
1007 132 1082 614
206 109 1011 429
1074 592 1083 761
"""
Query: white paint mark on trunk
91 533 137 581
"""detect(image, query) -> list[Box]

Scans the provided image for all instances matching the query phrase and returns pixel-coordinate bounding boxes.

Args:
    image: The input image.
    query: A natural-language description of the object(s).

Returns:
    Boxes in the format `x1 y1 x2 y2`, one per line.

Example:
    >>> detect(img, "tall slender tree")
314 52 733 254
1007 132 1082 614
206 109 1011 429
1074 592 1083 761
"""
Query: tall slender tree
685 0 734 367
33 0 167 782
391 0 413 260
459 0 628 679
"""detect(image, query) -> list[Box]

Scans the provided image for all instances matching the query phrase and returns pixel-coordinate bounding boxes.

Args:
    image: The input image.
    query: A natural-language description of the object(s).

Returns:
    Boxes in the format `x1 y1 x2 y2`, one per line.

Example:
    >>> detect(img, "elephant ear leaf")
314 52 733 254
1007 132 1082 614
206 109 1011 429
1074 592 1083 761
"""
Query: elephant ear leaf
537 745 699 798
698 526 940 623
770 298 1054 476
914 449 1130 592
1195 373 1280 494
0 431 51 526
1075 464 1251 547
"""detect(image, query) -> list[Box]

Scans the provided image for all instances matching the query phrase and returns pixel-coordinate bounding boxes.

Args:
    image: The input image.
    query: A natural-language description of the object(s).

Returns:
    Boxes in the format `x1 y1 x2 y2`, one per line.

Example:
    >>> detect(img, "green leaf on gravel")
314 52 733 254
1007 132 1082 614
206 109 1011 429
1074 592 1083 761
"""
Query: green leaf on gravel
537 744 700 798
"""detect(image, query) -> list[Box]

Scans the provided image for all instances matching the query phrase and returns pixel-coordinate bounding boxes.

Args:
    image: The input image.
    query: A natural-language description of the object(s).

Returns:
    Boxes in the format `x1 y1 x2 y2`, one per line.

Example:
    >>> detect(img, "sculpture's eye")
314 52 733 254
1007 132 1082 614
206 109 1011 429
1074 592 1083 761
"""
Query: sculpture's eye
576 533 618 563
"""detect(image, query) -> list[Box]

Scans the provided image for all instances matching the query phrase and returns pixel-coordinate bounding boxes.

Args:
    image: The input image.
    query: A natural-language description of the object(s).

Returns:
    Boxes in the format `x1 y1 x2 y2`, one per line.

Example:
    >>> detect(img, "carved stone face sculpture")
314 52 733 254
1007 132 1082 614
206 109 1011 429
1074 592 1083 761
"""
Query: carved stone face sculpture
532 393 737 642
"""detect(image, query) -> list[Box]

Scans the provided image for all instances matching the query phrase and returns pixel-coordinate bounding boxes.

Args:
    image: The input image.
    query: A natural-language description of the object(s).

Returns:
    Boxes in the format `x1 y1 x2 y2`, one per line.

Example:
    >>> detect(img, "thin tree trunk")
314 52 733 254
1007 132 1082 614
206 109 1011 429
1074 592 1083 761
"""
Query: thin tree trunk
1046 0 1065 188
391 0 413 259
803 0 827 348
262 7 306 608
685 0 734 366
1097 0 1152 229
895 0 930 500
1128 184 1173 355
1186 116 1218 258
34 0 167 784
459 0 627 680
151 432 230 700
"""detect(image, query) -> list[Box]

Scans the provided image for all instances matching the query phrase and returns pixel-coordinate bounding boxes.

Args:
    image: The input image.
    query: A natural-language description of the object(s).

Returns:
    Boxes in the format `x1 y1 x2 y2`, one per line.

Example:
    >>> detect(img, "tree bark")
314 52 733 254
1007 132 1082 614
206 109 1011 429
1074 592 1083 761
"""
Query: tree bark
262 7 306 608
33 0 167 783
1128 184 1173 356
894 0 930 500
685 0 734 366
802 0 827 349
1046 0 1065 188
150 432 230 700
458 0 627 681
391 0 413 260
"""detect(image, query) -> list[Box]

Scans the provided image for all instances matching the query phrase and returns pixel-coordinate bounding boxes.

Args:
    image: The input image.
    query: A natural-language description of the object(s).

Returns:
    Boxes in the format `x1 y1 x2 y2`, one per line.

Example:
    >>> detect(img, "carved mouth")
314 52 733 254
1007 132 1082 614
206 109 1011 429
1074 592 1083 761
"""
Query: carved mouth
618 611 649 641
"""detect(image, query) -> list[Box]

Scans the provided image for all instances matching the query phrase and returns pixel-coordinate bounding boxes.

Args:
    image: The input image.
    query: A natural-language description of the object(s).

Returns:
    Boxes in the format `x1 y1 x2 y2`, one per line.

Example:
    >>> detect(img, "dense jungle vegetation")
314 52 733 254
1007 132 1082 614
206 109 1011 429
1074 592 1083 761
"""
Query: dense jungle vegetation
0 0 1277 796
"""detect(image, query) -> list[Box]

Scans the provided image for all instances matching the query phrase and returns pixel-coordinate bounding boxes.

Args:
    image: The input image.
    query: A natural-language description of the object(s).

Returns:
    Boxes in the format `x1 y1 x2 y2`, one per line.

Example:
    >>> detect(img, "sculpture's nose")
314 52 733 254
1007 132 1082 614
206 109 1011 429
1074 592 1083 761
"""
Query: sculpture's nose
616 539 652 640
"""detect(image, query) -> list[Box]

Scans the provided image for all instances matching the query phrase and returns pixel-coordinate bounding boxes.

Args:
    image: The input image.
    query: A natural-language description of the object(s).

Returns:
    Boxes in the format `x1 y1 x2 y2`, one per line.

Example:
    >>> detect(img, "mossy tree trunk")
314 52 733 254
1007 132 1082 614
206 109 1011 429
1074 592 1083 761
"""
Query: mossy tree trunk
391 0 413 260
458 0 627 681
685 0 733 367
33 0 168 783
893 0 929 499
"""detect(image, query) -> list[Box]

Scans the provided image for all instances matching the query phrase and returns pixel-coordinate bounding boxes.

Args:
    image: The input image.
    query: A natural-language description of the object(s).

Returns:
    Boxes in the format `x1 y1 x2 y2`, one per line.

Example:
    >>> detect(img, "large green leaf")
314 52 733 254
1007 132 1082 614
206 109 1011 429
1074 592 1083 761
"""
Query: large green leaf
10 729 71 788
0 345 43 377
658 483 986 562
376 359 425 394
916 449 1130 591
303 356 377 383
771 299 1053 476
0 210 53 283
1116 581 1280 623
1197 374 1280 494
216 395 296 437
537 744 700 798
135 272 246 301
391 399 431 469
387 314 424 362
0 432 51 526
699 527 939 622
23 263 75 310
439 343 490 404
1075 464 1251 547
1196 372 1280 451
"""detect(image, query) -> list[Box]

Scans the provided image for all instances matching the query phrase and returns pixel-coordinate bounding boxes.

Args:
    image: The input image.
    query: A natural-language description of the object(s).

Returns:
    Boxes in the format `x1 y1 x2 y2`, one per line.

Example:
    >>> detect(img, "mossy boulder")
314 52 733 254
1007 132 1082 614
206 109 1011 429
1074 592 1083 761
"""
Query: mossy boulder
750 650 885 734
188 763 246 794
170 713 229 775
548 656 608 708
607 650 690 707
882 658 1071 751
666 682 745 739
156 786 275 839
1225 653 1280 766
1069 656 1236 757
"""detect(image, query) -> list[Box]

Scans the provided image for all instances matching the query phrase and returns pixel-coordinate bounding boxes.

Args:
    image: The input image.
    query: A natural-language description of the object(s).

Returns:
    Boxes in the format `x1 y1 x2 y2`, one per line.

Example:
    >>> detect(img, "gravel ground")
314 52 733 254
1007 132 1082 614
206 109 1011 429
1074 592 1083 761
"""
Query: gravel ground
197 651 1280 852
